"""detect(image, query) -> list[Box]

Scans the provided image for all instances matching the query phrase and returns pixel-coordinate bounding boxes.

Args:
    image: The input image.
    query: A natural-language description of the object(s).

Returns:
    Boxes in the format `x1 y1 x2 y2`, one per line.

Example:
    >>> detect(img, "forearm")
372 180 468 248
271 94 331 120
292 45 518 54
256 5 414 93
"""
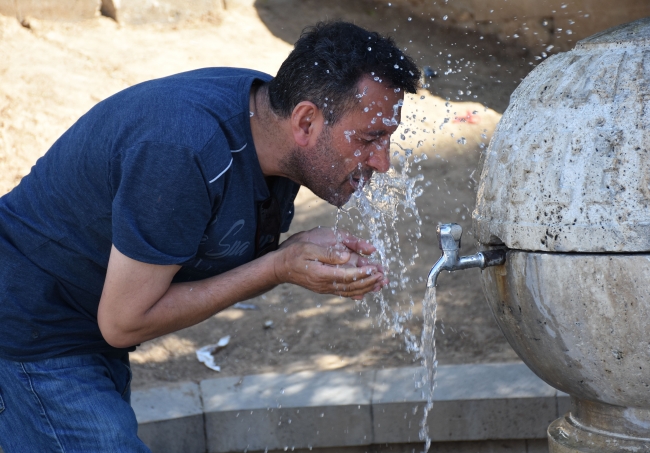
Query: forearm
101 252 280 348
99 229 385 348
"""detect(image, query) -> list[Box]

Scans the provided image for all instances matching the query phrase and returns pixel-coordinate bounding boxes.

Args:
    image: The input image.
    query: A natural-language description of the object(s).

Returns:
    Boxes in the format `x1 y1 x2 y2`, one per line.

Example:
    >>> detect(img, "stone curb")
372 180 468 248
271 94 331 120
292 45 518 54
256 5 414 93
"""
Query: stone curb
133 362 570 453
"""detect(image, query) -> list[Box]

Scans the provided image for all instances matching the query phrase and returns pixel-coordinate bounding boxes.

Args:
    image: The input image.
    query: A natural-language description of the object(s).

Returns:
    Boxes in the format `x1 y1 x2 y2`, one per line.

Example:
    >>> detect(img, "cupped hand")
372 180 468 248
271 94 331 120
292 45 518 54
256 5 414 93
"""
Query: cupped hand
274 227 388 299
280 226 376 256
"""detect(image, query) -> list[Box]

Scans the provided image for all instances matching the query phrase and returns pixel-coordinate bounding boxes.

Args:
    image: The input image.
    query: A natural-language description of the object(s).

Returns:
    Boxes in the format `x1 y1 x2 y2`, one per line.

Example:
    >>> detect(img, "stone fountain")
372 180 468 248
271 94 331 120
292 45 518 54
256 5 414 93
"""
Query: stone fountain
471 17 650 453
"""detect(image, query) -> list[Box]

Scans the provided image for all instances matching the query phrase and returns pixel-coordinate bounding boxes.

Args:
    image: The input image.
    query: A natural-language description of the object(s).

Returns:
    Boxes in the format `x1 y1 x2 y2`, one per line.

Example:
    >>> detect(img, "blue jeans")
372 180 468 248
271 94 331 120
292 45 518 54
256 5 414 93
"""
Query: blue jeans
0 353 150 453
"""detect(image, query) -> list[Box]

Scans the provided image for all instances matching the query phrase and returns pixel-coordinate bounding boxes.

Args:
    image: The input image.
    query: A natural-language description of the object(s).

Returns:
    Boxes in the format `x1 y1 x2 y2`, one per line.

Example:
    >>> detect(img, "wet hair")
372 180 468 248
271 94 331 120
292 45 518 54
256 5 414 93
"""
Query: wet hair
268 21 421 124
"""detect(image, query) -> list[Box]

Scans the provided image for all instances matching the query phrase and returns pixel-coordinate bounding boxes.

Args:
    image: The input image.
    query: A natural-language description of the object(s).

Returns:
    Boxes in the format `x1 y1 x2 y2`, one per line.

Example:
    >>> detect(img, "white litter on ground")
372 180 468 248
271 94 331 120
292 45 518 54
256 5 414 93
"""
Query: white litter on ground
196 335 231 372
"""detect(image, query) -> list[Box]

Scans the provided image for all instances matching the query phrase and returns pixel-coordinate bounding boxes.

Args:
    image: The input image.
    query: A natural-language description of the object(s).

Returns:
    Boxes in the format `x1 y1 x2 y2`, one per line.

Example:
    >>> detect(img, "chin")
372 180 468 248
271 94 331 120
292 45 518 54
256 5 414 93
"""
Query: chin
309 182 354 208
322 191 352 208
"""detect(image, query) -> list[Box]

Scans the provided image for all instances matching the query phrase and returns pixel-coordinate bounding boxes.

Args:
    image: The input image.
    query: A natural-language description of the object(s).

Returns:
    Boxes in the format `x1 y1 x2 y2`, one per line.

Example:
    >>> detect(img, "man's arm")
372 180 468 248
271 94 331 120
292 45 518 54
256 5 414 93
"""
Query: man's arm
98 230 385 348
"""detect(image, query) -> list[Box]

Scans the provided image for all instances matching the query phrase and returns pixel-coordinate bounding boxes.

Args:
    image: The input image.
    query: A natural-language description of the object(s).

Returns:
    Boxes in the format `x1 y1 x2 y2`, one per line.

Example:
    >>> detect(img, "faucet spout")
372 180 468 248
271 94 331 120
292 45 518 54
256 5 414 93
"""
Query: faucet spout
426 223 506 288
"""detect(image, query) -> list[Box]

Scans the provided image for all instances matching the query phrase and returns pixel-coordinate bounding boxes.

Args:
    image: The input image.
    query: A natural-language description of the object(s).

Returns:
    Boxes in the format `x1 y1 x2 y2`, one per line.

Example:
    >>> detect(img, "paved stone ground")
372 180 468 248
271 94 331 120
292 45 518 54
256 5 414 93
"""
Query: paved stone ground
132 362 567 452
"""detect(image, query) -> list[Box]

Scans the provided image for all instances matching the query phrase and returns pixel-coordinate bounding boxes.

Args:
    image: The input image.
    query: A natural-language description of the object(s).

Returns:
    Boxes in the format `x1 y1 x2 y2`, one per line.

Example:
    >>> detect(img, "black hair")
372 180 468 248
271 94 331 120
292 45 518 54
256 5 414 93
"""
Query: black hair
268 21 421 124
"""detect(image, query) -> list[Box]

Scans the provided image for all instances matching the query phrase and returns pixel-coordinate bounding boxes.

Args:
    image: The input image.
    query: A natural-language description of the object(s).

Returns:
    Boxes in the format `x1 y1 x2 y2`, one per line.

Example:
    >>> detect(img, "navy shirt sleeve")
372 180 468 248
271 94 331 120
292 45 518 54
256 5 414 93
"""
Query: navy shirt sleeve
111 141 214 265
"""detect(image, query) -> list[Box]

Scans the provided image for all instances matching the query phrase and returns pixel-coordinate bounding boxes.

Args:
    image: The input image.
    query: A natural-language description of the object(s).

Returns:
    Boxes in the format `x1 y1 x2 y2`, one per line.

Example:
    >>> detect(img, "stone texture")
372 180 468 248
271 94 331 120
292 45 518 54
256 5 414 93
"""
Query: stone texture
100 0 225 24
372 363 557 444
548 410 650 453
474 17 650 253
264 440 534 452
474 17 650 453
556 392 570 418
481 253 650 409
201 369 374 452
132 382 205 453
527 439 549 453
0 0 99 21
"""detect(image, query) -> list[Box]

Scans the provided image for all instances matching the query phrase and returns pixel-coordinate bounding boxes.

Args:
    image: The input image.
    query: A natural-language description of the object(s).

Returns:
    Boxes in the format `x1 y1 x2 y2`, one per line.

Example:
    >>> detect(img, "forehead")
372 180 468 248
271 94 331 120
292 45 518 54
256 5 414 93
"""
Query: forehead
353 76 404 110
336 76 404 131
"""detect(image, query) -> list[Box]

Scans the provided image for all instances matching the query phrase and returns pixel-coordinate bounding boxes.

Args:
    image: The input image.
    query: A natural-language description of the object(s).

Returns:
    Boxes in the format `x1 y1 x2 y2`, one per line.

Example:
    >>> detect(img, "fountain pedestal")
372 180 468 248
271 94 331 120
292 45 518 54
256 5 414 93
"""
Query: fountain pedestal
548 399 650 452
473 17 650 452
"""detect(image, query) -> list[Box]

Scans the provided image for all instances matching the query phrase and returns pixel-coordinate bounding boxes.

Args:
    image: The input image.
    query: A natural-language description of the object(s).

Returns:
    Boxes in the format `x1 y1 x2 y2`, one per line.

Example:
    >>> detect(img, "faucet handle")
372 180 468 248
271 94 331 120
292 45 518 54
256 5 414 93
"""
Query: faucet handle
437 223 463 251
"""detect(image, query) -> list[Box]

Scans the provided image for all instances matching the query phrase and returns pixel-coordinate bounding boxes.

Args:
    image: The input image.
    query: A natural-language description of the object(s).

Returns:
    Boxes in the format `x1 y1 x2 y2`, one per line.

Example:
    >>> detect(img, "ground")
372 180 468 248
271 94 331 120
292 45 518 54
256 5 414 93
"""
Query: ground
0 0 538 390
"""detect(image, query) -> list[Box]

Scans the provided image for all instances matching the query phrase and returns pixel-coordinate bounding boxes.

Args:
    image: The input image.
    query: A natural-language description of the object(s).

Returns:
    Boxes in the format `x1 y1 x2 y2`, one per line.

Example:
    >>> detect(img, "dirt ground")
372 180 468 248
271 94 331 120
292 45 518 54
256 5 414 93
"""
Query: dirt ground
0 0 538 390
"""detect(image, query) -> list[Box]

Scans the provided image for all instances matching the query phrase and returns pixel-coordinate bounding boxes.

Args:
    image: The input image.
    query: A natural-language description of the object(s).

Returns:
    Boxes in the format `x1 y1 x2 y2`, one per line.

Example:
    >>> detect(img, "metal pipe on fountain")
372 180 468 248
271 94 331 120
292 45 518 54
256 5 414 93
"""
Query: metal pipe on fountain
426 223 506 288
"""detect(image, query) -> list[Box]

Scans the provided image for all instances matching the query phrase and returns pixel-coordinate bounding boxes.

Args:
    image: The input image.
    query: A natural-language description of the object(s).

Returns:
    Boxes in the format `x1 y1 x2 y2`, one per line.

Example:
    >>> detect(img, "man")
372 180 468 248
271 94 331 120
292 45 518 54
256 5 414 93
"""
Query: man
0 21 420 452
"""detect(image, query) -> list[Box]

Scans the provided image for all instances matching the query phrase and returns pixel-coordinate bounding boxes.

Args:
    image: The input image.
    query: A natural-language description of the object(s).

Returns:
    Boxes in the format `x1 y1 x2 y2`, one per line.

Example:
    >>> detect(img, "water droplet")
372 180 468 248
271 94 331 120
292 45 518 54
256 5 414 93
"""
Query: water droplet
354 150 361 157
407 17 412 21
442 15 448 20
368 46 372 51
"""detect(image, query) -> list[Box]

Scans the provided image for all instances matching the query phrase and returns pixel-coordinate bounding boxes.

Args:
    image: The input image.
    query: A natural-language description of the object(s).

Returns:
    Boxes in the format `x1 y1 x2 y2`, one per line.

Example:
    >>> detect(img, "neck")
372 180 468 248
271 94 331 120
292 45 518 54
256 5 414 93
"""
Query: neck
249 84 292 178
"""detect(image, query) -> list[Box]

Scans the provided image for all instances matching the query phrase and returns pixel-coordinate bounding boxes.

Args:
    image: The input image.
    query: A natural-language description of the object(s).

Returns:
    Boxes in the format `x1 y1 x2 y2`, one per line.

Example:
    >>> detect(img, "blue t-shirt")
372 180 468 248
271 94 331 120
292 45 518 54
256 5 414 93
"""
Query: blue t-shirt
0 68 300 361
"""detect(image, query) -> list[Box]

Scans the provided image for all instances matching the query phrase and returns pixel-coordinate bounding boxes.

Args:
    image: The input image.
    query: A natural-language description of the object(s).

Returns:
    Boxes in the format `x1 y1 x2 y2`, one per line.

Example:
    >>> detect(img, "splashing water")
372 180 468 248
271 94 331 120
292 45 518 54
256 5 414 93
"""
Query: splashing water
339 144 440 452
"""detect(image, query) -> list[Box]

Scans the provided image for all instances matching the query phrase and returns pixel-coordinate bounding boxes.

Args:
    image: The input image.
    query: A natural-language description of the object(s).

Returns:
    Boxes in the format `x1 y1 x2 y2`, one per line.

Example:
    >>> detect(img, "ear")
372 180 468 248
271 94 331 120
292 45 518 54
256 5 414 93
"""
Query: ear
290 101 323 147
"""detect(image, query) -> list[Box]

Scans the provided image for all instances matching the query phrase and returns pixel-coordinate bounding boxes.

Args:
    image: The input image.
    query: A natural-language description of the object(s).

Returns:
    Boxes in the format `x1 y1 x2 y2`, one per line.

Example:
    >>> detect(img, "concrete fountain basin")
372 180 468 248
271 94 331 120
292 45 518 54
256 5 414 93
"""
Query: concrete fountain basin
474 17 650 453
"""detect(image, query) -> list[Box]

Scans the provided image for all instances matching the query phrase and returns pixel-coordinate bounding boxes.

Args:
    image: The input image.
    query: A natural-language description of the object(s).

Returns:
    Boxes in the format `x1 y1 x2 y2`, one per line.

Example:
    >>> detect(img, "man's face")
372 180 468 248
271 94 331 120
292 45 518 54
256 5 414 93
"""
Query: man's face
293 77 404 207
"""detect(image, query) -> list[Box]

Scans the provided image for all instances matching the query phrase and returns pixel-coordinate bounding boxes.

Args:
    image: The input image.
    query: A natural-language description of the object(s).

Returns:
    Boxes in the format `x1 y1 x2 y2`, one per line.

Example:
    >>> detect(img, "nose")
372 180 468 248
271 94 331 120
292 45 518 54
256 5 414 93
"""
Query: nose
367 141 390 173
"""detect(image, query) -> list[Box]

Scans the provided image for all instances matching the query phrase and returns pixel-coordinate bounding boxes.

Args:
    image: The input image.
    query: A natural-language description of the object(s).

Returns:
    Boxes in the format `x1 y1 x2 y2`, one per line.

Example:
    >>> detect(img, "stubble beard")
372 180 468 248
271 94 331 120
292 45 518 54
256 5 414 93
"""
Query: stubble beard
280 127 352 208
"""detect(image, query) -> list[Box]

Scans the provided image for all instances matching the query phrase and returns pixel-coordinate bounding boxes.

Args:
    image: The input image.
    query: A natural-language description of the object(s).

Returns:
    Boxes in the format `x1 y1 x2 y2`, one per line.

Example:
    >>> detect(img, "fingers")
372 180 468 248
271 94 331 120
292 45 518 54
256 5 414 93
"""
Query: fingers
307 244 388 295
336 229 377 256
316 264 385 297
278 234 388 299
302 226 377 256
321 244 352 266
354 254 384 273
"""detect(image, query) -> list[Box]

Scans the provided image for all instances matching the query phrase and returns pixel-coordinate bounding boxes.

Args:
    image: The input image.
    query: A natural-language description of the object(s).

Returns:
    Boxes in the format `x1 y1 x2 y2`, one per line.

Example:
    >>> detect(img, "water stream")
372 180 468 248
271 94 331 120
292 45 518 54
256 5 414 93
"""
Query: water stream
342 146 438 452
417 286 438 451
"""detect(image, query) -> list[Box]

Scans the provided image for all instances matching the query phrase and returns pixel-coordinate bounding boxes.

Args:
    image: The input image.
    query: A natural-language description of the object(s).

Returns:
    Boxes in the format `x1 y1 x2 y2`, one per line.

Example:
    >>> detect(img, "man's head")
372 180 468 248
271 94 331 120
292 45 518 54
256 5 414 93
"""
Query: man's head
269 21 421 207
268 21 421 125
